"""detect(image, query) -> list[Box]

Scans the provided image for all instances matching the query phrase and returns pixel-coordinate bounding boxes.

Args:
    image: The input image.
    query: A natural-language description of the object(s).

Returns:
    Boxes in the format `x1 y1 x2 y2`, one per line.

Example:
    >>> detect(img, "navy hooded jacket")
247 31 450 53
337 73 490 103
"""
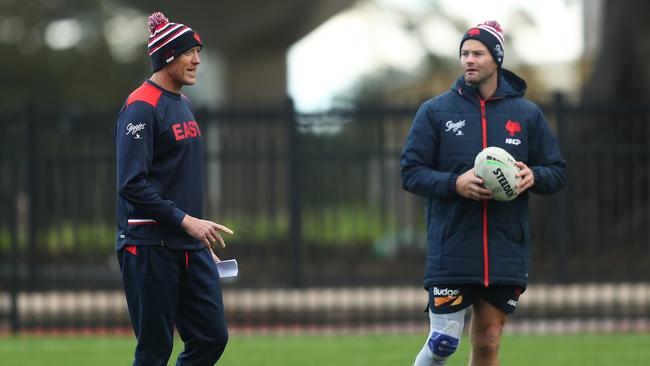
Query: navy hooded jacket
400 69 565 288
115 80 205 251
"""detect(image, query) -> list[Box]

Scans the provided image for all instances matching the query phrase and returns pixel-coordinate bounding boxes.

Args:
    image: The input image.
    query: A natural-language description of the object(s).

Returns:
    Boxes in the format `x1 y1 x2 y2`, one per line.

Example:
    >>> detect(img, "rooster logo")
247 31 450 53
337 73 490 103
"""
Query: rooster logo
505 120 521 136
467 28 481 37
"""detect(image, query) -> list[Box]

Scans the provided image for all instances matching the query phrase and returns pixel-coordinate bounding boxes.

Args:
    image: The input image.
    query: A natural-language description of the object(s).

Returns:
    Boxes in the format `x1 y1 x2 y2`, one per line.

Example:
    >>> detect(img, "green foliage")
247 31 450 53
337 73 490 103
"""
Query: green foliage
218 204 394 246
0 204 401 256
0 227 13 252
0 222 115 256
0 2 149 111
37 222 115 255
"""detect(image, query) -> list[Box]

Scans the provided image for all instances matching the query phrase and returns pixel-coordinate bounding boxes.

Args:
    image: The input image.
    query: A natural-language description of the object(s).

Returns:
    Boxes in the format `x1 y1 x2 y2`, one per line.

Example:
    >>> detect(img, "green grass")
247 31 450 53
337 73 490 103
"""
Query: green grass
0 333 649 366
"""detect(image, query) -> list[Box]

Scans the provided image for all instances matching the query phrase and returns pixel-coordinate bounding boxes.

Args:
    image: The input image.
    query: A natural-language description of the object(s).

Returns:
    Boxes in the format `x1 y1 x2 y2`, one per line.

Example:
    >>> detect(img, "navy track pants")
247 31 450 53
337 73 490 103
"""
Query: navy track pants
118 246 228 366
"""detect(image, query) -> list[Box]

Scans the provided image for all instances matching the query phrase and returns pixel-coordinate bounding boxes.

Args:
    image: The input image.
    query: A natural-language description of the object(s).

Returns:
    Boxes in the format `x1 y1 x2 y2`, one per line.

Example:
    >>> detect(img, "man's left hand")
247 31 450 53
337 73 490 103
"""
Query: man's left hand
515 162 534 193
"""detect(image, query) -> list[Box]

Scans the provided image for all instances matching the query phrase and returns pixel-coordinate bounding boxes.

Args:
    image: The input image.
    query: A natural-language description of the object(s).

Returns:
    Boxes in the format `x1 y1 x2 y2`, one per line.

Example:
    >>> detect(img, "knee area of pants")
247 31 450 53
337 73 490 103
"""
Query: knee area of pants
207 328 229 348
190 328 228 352
427 331 459 357
220 329 229 346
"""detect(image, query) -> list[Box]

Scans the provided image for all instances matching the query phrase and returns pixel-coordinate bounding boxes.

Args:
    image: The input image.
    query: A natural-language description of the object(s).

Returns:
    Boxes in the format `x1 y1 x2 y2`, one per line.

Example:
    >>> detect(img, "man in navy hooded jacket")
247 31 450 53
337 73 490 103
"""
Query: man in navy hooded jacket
401 21 565 366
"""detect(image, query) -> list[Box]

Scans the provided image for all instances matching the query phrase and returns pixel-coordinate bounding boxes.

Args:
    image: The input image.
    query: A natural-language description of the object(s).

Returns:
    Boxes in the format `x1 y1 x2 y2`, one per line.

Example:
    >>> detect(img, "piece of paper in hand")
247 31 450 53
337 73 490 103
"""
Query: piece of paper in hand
216 259 238 278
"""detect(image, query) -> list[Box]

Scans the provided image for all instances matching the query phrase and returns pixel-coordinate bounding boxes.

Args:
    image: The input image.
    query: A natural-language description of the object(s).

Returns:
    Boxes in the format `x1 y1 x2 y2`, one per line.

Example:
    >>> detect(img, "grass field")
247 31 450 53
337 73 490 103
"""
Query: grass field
1 333 649 365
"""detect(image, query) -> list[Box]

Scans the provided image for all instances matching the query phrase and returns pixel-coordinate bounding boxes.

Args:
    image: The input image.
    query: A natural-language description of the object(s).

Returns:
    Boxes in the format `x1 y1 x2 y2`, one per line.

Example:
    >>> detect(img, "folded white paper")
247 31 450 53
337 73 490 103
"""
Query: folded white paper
216 259 238 278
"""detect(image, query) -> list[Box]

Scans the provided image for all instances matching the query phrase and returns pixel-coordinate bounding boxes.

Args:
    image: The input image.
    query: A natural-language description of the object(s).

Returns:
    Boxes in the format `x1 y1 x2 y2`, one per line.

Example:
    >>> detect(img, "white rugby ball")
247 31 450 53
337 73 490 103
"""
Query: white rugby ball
474 147 521 201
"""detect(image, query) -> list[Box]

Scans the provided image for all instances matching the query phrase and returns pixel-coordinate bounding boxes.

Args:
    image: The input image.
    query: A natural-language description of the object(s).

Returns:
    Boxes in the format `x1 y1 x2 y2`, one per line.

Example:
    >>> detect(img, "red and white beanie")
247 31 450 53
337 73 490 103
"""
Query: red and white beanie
459 20 505 67
147 12 203 72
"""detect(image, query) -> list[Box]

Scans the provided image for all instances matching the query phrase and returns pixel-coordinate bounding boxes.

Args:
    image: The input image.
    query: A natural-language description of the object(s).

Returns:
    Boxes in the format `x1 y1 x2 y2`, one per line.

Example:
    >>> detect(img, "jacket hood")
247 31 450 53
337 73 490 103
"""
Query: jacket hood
452 68 527 99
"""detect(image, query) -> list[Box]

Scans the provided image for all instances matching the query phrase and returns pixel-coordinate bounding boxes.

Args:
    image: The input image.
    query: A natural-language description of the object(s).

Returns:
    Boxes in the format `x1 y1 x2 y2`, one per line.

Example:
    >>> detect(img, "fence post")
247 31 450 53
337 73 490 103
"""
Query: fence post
10 165 19 334
9 116 20 334
26 105 38 289
286 98 303 287
377 114 388 232
553 92 569 283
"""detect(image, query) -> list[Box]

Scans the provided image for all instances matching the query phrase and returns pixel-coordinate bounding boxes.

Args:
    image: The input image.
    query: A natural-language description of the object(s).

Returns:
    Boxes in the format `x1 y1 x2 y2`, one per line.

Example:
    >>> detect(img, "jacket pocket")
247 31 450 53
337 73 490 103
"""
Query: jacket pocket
120 245 152 289
490 201 524 244
441 200 479 242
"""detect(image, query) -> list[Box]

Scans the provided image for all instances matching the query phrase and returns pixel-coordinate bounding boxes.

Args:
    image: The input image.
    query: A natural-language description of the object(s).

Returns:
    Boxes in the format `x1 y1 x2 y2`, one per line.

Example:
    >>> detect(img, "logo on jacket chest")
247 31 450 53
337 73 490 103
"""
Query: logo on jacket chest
172 121 202 141
504 119 521 145
445 120 466 136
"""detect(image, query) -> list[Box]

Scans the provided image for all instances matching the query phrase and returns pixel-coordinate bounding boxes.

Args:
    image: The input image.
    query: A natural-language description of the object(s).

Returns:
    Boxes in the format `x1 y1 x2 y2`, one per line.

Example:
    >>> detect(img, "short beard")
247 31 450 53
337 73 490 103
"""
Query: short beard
465 69 497 87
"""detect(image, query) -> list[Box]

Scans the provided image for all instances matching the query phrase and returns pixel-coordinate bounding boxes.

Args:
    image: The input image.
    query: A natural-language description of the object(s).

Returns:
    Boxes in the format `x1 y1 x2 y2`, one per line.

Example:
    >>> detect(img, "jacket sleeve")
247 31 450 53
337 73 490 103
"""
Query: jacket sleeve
115 102 186 228
400 102 458 198
527 106 566 195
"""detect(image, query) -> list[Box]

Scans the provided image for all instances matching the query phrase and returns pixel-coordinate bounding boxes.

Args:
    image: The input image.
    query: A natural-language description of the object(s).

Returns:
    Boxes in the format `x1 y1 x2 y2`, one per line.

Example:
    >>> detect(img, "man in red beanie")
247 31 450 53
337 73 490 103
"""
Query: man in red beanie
401 21 565 366
115 11 233 365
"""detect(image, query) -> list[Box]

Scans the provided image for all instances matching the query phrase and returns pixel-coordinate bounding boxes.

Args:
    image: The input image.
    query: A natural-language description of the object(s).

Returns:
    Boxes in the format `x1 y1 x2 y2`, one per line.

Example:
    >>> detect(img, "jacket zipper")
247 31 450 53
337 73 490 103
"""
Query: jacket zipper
479 97 489 287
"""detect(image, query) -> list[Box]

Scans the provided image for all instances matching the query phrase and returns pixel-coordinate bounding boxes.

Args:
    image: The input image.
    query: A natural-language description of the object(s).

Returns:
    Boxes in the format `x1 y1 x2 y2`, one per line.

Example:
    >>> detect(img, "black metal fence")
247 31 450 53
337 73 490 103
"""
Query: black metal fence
1 96 650 332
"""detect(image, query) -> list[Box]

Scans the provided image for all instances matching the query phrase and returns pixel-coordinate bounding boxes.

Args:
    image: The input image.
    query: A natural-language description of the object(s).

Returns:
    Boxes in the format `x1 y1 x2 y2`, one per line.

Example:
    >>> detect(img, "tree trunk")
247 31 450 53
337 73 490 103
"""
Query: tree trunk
582 0 650 102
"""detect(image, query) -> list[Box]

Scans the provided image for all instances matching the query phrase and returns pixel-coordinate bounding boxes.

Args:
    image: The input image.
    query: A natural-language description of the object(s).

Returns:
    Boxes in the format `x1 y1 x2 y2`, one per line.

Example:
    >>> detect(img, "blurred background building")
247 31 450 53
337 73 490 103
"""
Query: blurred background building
1 0 649 334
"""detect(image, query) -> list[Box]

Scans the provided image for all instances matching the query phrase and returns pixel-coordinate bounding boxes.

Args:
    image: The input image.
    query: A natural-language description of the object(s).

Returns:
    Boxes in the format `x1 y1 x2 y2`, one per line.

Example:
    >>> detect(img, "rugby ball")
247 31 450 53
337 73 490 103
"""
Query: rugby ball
474 147 521 201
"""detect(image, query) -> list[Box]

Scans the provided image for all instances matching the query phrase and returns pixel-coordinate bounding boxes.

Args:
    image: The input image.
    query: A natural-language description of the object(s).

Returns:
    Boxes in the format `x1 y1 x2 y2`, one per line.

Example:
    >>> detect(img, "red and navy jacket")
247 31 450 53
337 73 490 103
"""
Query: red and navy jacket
400 69 565 289
115 80 205 251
